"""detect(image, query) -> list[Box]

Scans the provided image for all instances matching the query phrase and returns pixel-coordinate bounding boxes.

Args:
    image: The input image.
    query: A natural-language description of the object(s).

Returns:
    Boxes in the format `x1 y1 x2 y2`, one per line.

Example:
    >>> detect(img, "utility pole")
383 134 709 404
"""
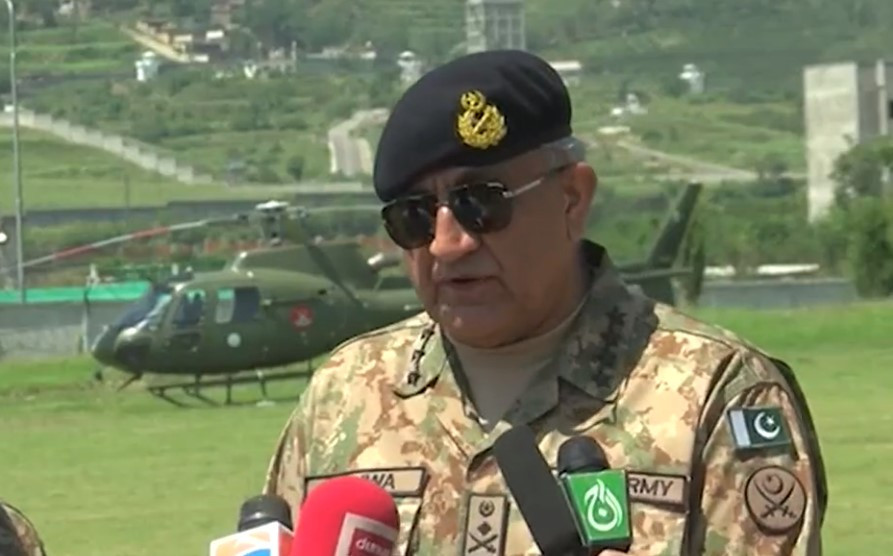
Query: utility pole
4 0 24 303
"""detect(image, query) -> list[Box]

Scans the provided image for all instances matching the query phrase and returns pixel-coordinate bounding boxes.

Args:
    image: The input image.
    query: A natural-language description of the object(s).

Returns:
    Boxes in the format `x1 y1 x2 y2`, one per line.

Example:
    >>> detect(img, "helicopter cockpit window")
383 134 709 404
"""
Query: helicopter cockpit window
139 293 172 330
172 289 206 328
215 286 260 324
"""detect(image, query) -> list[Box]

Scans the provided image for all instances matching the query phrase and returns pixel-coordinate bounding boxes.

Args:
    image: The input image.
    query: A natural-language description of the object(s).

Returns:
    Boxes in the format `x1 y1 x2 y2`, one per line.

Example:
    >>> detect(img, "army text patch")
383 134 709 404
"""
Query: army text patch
627 472 688 510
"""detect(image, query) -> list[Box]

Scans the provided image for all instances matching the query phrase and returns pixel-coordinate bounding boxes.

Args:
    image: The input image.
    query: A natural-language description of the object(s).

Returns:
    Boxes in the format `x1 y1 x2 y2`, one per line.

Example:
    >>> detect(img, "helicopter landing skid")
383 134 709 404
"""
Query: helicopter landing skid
145 369 313 408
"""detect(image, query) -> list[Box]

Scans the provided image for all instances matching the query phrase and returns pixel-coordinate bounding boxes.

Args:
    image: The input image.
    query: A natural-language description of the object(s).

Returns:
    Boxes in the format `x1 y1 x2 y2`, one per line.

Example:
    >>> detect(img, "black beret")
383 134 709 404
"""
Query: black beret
373 49 573 202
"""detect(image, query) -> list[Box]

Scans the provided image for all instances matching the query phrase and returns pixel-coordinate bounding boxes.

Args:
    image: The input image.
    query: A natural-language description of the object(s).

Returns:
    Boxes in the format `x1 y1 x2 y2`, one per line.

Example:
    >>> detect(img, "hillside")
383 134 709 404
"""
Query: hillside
0 0 888 196
166 0 893 97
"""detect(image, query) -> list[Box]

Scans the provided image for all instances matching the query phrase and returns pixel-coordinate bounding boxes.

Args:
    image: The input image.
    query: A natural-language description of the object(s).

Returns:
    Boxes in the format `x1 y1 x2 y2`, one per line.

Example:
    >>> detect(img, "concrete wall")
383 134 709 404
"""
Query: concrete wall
0 278 862 360
0 301 131 359
697 277 858 310
803 62 861 222
803 59 893 222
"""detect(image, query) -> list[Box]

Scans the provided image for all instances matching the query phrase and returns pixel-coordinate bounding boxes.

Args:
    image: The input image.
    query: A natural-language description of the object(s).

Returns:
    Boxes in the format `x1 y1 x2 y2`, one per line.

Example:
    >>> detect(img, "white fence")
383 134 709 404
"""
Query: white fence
0 106 216 185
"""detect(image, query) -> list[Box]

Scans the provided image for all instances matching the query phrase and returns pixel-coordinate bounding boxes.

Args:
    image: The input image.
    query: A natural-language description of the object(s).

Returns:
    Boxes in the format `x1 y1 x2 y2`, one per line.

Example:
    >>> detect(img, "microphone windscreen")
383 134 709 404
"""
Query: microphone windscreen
238 494 292 531
557 436 609 475
290 475 401 556
493 425 583 555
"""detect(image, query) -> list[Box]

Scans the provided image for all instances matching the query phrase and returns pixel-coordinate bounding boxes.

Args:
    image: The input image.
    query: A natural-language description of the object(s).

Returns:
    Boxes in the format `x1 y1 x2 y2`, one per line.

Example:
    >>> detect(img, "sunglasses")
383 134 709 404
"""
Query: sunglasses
380 164 571 250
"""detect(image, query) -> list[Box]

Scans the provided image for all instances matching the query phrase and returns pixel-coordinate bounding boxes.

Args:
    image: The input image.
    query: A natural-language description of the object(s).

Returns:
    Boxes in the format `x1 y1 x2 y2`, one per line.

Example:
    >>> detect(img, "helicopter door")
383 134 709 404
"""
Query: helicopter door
165 288 208 353
212 286 269 368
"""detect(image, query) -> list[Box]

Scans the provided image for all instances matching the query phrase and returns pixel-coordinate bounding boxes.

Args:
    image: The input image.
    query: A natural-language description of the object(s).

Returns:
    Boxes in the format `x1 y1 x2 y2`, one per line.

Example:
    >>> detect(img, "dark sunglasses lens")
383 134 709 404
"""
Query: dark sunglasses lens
382 197 436 249
450 183 512 233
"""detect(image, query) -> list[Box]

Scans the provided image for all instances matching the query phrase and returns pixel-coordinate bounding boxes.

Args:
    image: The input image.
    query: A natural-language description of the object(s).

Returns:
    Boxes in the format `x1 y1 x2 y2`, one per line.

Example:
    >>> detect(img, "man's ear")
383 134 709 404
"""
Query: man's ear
562 163 597 241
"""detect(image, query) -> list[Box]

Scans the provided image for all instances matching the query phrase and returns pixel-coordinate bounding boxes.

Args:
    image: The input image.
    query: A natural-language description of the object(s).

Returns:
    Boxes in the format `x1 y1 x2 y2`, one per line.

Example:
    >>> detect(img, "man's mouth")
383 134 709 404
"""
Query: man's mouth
448 277 481 284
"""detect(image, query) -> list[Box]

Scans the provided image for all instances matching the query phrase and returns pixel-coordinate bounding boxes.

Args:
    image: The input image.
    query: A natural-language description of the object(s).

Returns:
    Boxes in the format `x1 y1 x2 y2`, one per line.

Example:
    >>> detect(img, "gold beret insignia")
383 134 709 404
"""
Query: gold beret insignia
456 90 507 149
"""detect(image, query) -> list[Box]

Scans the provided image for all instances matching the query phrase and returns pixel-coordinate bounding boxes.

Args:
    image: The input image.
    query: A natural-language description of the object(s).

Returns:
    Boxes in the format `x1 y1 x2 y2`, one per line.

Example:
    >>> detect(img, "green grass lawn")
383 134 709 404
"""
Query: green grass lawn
1 301 890 554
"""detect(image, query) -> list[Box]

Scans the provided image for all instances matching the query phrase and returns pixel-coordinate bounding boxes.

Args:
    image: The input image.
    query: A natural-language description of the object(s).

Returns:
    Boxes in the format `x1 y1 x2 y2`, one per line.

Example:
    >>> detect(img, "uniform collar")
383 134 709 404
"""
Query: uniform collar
392 241 658 460
393 240 658 406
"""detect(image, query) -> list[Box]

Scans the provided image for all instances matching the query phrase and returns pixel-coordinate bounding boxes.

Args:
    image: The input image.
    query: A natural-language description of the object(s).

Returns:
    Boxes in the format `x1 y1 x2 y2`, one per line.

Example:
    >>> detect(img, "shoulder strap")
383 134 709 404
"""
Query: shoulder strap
768 357 829 524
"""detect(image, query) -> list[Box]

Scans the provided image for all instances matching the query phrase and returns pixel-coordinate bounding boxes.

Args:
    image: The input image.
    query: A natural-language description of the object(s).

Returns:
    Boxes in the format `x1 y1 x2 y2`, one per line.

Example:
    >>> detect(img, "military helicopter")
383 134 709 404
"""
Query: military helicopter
12 183 703 405
80 201 423 405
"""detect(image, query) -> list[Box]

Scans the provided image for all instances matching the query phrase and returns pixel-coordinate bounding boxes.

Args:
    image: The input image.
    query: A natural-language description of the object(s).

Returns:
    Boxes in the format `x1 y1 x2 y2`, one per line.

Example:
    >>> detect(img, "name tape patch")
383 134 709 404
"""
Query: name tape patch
303 466 429 500
461 493 509 556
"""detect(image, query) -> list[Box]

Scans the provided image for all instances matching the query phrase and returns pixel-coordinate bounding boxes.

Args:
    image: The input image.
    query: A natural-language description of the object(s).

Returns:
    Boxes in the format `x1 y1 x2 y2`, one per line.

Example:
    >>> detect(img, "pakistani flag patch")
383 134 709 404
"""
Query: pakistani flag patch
726 406 791 451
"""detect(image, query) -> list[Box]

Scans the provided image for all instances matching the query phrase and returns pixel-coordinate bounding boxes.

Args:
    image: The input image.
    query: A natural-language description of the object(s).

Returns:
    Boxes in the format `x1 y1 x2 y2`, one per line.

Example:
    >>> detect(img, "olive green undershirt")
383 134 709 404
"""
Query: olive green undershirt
449 294 588 430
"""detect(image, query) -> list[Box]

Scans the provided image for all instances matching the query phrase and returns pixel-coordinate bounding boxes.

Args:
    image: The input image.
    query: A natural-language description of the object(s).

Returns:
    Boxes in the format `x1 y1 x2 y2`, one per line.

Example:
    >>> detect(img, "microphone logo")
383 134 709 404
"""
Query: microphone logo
353 535 391 556
562 469 632 546
584 479 623 533
208 522 290 556
335 513 399 556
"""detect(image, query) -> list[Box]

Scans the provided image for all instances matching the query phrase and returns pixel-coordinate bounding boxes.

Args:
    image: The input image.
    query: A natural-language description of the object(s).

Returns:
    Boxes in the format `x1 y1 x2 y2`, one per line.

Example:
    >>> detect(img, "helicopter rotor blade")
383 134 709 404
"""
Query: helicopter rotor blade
18 201 379 272
20 214 250 271
283 204 381 217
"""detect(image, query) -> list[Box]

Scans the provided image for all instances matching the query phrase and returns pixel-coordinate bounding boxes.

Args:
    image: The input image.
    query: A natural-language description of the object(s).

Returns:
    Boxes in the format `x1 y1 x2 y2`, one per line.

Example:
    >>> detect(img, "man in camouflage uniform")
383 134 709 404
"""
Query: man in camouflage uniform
1 501 47 556
263 50 827 554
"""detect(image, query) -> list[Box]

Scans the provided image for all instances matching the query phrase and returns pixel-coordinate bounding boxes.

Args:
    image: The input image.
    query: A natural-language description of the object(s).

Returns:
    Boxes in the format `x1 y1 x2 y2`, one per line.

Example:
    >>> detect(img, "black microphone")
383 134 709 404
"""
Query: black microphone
238 494 293 531
557 436 633 553
0 505 28 556
209 494 295 555
493 425 586 556
557 436 609 475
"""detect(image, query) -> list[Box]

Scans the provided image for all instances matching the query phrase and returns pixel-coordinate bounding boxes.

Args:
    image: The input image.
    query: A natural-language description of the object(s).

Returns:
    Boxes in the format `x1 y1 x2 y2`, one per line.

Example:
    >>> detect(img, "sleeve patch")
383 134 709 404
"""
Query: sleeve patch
744 465 806 534
727 406 791 451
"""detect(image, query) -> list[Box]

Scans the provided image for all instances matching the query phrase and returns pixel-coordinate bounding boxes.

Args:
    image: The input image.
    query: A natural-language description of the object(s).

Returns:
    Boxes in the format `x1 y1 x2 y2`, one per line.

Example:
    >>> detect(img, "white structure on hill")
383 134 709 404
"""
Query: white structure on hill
465 0 526 53
803 59 892 221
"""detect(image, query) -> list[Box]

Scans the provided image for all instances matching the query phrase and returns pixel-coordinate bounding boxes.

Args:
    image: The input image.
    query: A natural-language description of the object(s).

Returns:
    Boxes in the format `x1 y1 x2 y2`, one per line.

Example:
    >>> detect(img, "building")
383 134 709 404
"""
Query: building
465 0 525 54
549 60 582 87
803 59 893 221
210 0 246 29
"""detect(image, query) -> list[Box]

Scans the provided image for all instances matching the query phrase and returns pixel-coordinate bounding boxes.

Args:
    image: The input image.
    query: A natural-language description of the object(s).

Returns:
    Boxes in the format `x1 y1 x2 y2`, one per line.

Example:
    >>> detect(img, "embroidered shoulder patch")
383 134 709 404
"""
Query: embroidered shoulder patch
461 493 509 555
727 406 792 451
744 465 806 534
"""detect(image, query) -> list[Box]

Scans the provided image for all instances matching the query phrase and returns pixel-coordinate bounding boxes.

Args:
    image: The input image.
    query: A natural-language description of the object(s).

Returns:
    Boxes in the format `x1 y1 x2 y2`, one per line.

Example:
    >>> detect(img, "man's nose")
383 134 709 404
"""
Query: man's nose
428 205 479 261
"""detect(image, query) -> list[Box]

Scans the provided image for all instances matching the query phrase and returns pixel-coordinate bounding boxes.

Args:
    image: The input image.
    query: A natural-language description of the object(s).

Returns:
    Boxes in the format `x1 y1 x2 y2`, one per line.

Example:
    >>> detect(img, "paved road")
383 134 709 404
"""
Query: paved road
612 139 806 183
120 26 193 63
327 109 389 177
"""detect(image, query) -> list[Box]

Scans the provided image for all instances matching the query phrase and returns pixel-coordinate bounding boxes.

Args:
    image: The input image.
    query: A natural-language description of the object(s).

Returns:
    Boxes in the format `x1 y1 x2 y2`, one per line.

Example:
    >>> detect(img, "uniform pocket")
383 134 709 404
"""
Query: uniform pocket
627 501 687 555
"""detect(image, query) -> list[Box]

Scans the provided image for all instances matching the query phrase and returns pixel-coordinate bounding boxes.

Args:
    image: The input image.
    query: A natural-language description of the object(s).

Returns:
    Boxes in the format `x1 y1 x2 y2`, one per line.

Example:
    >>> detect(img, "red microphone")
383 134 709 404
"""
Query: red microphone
290 475 401 556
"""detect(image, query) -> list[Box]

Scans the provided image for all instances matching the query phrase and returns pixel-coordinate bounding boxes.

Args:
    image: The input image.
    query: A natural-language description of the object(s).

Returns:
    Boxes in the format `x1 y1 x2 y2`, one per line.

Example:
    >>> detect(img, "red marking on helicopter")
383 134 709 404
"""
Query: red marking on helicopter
290 305 314 330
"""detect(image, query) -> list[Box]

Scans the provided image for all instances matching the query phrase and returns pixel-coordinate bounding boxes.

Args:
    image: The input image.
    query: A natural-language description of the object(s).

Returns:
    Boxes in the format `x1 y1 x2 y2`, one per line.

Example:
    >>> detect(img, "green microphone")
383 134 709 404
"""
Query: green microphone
557 437 633 552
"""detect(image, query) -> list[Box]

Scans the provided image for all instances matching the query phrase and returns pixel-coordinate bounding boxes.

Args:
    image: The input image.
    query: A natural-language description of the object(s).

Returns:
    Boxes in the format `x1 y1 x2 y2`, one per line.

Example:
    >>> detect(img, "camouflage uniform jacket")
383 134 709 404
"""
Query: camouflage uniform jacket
0 501 47 556
263 241 828 555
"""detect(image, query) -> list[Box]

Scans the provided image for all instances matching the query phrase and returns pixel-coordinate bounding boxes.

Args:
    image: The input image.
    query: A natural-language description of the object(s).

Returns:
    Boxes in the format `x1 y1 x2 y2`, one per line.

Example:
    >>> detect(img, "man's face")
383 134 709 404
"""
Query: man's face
397 146 597 348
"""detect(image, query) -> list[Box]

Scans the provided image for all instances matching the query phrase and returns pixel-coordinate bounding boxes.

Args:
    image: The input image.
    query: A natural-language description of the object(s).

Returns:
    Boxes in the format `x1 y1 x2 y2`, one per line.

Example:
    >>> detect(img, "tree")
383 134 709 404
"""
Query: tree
845 200 893 298
831 136 893 205
286 154 305 181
